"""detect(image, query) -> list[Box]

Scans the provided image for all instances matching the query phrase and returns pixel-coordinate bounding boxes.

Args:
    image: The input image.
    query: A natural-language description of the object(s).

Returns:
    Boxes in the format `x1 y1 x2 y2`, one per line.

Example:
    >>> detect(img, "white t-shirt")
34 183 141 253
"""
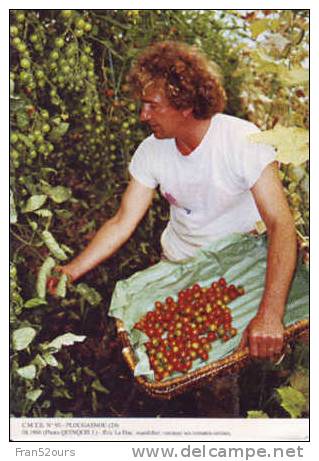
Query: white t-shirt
129 113 276 261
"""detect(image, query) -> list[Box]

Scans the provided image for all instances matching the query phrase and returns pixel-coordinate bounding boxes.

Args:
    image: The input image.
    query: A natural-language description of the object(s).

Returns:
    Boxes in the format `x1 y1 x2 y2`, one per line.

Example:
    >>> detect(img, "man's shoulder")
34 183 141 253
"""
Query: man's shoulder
214 113 259 135
137 134 173 151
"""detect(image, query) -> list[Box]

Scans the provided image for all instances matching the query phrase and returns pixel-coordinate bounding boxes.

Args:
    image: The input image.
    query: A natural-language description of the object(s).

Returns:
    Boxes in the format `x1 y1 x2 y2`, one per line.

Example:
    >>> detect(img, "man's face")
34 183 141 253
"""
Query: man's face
139 83 186 139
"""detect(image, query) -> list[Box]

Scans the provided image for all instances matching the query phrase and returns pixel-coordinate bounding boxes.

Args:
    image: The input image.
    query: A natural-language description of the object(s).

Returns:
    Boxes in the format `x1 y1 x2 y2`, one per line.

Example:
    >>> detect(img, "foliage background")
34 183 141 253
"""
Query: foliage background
10 9 309 418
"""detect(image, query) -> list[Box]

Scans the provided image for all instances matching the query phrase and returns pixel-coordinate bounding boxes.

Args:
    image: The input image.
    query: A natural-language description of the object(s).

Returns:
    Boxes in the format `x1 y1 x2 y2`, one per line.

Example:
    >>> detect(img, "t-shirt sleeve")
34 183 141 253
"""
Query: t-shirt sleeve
228 121 277 192
128 139 158 189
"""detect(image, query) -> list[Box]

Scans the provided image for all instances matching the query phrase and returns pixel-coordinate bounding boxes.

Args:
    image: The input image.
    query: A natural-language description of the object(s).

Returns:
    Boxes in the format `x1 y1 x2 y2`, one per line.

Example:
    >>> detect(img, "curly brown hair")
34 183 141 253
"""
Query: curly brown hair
127 41 227 120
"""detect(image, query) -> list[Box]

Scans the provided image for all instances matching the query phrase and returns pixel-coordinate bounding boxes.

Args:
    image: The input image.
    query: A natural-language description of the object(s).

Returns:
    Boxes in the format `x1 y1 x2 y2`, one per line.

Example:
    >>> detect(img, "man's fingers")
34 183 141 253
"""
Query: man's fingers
249 334 284 358
47 276 59 294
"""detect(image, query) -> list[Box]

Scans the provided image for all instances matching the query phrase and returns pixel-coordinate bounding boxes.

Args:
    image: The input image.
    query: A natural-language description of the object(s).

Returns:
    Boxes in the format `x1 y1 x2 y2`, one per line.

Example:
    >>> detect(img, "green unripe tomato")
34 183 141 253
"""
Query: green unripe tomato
61 64 71 74
66 44 77 56
35 69 45 79
40 109 49 119
128 103 136 112
10 26 19 37
80 54 89 64
10 133 19 144
49 62 58 71
16 12 25 23
50 89 57 98
34 131 44 143
47 143 54 152
38 144 46 154
19 71 30 82
75 18 86 29
17 42 27 53
20 58 31 69
30 33 38 43
84 45 92 54
84 22 92 32
75 29 84 38
42 123 50 133
10 149 19 160
30 150 37 159
55 37 64 48
34 43 43 52
61 10 73 19
50 50 59 60
38 79 45 88
12 37 21 47
13 160 20 168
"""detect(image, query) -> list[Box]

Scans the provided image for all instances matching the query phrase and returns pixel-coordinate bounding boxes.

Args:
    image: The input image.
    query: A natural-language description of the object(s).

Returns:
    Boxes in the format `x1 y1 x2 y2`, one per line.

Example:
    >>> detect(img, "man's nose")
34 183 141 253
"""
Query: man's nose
140 105 151 122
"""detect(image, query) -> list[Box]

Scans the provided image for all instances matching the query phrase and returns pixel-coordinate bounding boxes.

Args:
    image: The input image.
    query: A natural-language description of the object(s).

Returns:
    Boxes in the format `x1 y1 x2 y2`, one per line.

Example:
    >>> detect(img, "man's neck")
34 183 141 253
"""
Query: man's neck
175 118 212 155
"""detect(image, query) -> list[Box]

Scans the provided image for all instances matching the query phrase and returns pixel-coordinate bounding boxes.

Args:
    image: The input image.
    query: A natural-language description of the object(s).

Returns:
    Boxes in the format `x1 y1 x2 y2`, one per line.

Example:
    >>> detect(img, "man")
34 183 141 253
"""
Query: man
52 42 297 360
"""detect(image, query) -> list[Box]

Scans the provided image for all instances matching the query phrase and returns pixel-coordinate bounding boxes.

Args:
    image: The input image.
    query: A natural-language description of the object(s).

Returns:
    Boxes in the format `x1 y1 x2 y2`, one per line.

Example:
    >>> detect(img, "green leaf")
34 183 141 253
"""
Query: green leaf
41 167 58 175
16 111 29 129
34 209 53 218
36 256 56 299
289 368 309 404
28 220 38 231
10 189 17 223
46 333 86 352
10 78 15 96
279 67 309 86
248 125 309 165
23 194 47 213
24 298 48 309
250 18 272 39
42 230 68 261
91 379 110 394
49 122 69 142
55 209 73 219
43 352 59 367
76 283 102 306
12 327 37 351
55 273 68 298
26 389 43 402
18 133 34 148
247 410 269 418
46 185 72 204
16 364 36 380
61 244 74 255
32 354 47 370
276 386 307 418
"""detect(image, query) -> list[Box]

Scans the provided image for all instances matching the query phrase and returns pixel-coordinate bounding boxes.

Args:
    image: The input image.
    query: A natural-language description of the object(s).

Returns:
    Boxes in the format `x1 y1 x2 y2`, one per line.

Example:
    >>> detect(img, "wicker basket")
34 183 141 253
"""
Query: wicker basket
116 317 309 400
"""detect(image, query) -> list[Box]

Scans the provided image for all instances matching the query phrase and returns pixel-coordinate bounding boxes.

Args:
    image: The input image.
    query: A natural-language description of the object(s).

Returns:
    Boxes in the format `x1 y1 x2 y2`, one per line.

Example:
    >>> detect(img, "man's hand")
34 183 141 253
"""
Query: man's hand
239 311 284 359
47 266 73 295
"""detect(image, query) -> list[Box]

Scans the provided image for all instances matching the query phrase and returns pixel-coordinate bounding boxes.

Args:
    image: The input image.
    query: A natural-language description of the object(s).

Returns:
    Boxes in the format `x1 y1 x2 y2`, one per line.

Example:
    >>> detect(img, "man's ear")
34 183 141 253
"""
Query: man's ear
181 107 193 118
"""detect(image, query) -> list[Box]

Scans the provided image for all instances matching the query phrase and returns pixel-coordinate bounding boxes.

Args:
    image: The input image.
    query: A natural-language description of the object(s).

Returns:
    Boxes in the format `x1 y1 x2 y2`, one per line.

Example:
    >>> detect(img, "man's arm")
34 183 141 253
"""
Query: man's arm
58 177 155 282
240 161 297 358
